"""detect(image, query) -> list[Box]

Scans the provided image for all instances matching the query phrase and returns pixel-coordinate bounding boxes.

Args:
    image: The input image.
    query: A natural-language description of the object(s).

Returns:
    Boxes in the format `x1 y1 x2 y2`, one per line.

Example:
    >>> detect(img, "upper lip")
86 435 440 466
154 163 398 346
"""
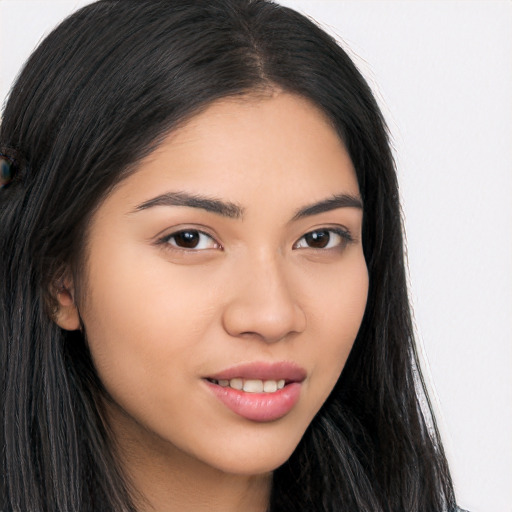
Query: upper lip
207 361 307 382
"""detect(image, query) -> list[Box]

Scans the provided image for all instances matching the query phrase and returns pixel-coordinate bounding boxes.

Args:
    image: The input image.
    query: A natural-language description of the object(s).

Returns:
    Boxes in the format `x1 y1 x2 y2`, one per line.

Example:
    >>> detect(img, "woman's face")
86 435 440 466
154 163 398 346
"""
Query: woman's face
65 92 368 476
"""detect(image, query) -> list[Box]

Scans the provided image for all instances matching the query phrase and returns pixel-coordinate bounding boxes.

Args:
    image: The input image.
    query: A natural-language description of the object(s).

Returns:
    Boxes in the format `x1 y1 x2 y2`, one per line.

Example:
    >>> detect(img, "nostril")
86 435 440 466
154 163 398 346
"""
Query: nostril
222 301 306 342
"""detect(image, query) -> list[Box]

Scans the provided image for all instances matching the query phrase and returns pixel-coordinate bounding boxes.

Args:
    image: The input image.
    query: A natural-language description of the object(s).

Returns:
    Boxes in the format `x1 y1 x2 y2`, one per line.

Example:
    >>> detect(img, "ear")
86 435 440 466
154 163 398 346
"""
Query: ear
53 276 81 331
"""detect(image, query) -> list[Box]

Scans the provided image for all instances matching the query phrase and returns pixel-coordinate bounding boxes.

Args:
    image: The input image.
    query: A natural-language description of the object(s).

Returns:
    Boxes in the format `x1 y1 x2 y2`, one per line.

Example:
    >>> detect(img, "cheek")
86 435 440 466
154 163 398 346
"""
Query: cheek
78 246 213 413
303 254 368 401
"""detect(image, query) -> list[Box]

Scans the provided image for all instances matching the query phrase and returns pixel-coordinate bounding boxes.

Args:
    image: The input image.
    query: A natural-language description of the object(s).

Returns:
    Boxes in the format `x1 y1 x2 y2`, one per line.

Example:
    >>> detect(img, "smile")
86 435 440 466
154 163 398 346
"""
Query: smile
207 378 286 393
205 362 306 422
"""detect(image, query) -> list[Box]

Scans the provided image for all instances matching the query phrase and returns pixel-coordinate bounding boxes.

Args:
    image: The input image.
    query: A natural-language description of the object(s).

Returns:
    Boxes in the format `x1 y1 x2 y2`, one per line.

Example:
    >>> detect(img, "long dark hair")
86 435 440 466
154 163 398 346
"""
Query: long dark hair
0 1 457 510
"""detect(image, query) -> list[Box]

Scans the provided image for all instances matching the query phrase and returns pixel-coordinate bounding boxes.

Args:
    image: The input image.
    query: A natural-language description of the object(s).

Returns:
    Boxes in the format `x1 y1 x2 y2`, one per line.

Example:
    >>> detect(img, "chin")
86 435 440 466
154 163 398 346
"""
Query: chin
213 452 294 477
199 432 303 476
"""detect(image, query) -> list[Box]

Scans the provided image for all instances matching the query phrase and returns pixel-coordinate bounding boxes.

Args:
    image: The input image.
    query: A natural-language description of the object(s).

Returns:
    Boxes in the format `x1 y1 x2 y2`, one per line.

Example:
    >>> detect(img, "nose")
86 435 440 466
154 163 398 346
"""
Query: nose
221 252 307 343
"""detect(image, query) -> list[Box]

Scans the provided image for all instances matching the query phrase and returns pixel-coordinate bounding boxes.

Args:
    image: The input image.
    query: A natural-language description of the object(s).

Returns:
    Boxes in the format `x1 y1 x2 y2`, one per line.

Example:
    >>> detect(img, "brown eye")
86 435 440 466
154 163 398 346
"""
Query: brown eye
173 231 200 248
294 228 352 250
164 230 219 250
304 230 330 248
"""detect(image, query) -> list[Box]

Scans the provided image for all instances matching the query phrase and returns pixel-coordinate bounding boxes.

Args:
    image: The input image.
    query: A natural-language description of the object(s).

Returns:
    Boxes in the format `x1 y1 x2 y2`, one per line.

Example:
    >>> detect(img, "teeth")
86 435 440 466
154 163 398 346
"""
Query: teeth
229 378 243 390
211 378 288 393
243 379 263 393
263 380 277 393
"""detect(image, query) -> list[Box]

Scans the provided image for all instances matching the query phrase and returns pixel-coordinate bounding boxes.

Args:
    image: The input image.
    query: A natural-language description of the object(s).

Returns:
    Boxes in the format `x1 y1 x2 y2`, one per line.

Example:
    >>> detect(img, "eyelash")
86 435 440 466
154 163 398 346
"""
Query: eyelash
158 227 353 252
293 227 354 250
159 229 221 251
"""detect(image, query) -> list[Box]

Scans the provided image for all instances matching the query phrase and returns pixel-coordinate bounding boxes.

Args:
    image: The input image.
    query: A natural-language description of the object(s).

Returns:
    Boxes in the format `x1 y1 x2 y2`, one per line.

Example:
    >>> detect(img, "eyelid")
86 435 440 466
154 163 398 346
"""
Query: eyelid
293 226 354 250
153 224 355 253
156 227 222 251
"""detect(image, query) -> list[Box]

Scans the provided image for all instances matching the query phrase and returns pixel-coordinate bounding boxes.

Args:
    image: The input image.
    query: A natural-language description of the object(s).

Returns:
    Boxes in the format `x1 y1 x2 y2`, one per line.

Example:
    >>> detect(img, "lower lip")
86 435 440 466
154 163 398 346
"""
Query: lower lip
205 381 302 422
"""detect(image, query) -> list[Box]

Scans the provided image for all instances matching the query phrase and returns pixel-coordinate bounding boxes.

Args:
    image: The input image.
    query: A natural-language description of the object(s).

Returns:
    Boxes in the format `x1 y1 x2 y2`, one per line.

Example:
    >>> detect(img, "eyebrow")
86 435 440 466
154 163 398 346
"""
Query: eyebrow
133 191 244 219
292 193 363 220
132 191 362 221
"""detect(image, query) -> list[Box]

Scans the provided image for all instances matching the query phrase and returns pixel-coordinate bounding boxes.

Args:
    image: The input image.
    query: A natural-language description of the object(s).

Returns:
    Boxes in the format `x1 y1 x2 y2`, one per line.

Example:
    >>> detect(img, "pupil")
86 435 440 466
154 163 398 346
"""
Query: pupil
175 231 199 248
305 230 330 248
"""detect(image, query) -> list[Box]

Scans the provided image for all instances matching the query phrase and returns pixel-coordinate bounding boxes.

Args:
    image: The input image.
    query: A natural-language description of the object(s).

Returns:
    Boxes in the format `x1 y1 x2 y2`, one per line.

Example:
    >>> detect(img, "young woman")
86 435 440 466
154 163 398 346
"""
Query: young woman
0 1 461 510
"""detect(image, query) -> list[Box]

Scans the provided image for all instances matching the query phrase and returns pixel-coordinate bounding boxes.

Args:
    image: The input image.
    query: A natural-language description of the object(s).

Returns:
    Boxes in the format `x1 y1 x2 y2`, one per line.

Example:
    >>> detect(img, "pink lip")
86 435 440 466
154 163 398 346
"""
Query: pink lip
204 362 306 422
207 361 307 382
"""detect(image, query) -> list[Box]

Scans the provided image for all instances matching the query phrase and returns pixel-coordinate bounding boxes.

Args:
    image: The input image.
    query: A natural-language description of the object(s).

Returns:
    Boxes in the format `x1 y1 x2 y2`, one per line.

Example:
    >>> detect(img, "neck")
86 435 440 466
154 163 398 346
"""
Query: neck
130 459 271 512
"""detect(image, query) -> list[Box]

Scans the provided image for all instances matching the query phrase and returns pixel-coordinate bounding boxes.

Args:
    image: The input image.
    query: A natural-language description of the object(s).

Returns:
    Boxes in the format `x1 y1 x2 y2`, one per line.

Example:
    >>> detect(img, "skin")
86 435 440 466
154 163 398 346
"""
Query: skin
56 91 369 512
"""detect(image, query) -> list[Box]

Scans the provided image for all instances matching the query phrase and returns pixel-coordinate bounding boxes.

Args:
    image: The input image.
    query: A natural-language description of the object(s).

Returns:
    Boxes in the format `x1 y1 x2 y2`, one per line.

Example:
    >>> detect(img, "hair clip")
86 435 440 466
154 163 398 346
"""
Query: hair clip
0 153 15 188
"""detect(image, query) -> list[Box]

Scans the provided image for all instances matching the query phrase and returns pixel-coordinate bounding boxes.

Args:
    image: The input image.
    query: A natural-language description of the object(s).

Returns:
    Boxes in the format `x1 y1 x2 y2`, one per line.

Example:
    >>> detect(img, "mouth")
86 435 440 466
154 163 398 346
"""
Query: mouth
204 361 306 422
205 377 287 393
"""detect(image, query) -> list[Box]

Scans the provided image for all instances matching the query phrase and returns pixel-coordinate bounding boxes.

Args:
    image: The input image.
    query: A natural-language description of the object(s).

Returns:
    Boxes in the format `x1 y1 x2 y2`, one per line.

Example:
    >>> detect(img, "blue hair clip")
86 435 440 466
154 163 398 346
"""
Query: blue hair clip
0 153 15 188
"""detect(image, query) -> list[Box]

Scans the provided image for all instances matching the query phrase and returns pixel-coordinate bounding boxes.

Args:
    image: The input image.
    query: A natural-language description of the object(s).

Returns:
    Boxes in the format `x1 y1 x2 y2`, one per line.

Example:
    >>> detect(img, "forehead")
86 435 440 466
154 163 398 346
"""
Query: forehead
105 92 360 215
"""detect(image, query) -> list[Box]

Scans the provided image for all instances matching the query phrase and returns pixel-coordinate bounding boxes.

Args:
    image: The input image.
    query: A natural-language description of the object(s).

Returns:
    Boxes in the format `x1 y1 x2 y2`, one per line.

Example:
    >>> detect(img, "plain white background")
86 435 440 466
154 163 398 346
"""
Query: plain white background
1 1 511 511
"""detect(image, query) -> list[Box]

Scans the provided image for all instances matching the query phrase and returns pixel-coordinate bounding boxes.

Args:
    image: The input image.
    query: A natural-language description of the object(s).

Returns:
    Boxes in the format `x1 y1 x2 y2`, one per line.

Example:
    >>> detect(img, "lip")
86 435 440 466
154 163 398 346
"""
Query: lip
207 361 307 382
204 361 306 422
